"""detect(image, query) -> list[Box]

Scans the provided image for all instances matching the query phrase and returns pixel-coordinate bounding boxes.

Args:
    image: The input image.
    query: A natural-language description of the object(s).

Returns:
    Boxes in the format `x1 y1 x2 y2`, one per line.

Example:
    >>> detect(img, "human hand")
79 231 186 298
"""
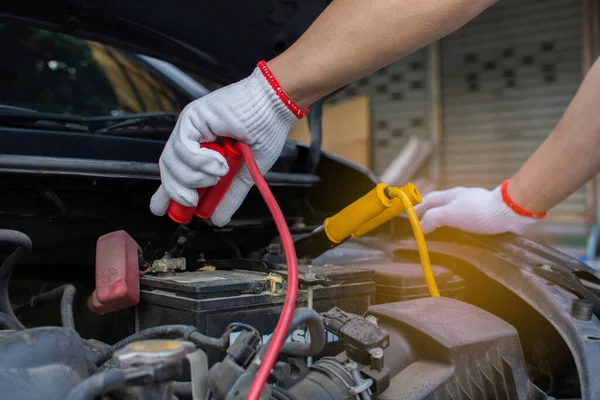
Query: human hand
150 62 307 226
414 185 540 235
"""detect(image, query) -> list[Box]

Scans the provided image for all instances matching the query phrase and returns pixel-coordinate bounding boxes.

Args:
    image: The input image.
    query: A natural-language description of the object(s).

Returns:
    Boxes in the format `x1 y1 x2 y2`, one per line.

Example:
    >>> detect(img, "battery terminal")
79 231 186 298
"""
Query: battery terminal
265 273 284 295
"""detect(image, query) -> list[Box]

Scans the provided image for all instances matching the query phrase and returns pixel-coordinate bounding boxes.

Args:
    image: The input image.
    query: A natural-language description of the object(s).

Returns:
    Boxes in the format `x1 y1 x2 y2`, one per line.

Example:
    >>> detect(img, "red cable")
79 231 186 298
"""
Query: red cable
235 142 299 400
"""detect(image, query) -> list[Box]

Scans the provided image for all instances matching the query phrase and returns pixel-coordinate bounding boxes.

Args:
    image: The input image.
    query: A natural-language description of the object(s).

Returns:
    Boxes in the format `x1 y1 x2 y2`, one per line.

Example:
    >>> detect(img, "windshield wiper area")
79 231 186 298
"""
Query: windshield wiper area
91 112 178 137
0 107 89 132
0 108 178 136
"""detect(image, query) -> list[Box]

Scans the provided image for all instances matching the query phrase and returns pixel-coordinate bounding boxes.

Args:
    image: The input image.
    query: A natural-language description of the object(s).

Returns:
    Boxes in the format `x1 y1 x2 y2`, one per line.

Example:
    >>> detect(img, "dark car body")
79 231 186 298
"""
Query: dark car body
1 0 331 84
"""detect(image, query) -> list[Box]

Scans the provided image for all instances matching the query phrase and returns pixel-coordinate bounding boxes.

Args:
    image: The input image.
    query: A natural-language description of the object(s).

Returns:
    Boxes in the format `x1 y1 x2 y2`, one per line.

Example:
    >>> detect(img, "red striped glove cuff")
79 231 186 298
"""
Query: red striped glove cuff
257 61 309 119
500 180 547 219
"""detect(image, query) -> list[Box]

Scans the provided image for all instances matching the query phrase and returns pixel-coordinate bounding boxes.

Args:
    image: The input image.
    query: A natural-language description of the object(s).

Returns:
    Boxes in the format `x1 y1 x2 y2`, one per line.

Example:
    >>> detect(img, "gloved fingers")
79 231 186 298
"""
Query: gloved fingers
171 104 215 143
160 152 224 188
419 207 448 234
160 171 200 207
149 185 170 216
210 172 254 227
414 188 460 217
170 137 229 176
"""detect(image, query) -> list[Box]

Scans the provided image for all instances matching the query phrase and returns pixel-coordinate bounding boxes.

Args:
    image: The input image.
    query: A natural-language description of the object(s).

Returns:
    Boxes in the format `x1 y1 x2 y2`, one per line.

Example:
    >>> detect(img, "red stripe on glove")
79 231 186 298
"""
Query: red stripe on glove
257 61 309 119
501 180 547 219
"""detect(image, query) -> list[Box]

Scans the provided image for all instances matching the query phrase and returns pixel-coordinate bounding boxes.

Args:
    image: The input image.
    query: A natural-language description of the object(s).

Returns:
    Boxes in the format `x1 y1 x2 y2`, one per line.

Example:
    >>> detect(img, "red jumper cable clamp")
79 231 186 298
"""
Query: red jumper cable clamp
166 141 227 224
194 138 245 219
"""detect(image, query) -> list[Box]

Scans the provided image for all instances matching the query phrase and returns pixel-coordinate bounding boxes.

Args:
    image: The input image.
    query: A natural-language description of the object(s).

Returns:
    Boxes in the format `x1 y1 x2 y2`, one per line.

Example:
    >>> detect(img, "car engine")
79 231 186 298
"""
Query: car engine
0 223 562 400
0 131 588 399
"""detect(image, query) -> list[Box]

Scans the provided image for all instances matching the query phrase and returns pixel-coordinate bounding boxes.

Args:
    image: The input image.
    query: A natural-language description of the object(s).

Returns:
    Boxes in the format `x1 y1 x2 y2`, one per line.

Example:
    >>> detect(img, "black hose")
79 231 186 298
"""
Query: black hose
307 99 325 174
91 325 229 366
83 339 109 373
271 386 302 400
85 338 110 351
13 284 76 329
60 285 76 329
0 311 23 330
250 308 325 374
305 87 347 175
265 172 321 185
189 330 228 348
279 308 326 357
289 357 355 400
0 230 32 330
64 368 127 400
37 184 68 218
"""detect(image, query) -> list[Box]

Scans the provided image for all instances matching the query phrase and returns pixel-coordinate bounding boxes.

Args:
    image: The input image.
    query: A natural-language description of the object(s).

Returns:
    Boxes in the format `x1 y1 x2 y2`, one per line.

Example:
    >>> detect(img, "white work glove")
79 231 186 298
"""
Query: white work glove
414 186 539 235
150 63 303 226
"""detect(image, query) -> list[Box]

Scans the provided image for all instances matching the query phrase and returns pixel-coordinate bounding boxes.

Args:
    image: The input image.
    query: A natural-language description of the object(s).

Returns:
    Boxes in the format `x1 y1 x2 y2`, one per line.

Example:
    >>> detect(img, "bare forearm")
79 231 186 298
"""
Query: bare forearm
268 0 499 108
509 57 600 213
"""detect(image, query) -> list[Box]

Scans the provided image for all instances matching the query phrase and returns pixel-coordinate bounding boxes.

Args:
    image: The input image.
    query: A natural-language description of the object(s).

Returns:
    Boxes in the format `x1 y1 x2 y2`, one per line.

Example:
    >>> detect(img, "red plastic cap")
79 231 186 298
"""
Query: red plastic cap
167 200 195 224
222 138 243 160
91 230 141 315
201 141 225 157
195 139 244 219
166 142 226 224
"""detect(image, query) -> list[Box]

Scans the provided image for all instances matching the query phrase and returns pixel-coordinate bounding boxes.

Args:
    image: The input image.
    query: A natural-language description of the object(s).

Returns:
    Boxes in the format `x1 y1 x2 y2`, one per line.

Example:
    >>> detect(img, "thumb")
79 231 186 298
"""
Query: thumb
150 185 170 216
419 207 448 234
210 174 254 227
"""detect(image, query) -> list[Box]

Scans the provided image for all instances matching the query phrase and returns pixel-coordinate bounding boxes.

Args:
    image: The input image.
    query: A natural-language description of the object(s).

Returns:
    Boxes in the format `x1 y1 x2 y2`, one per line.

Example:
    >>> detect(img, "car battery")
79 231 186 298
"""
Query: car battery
365 262 466 304
137 260 375 364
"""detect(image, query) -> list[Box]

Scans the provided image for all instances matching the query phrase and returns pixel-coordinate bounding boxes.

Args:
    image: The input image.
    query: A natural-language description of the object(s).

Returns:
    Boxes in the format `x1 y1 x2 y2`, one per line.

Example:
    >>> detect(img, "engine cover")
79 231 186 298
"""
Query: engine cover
367 297 543 399
0 327 90 400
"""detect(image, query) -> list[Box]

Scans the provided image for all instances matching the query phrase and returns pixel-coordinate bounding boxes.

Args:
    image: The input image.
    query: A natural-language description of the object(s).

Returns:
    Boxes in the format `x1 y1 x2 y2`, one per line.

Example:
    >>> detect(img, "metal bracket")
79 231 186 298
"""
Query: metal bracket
534 264 600 318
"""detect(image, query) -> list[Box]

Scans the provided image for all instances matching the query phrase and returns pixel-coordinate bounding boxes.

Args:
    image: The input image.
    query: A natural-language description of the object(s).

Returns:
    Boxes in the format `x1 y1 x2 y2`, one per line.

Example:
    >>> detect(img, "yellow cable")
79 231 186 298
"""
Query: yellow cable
393 190 440 297
323 181 440 297
323 183 394 243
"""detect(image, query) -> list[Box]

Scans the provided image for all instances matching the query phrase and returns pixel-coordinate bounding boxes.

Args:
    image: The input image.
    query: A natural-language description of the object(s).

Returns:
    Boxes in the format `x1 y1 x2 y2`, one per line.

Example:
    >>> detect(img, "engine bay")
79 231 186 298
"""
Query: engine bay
0 217 588 400
0 143 595 400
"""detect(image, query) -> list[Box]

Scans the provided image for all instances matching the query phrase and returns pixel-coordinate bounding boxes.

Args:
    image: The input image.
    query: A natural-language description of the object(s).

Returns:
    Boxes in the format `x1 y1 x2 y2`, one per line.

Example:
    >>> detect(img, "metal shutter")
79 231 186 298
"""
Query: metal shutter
441 0 584 227
329 50 429 175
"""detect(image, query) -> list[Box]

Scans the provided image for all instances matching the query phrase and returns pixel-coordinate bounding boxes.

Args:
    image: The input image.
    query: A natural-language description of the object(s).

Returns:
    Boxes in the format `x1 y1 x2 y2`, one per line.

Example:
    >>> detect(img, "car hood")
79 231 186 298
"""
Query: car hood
1 0 329 84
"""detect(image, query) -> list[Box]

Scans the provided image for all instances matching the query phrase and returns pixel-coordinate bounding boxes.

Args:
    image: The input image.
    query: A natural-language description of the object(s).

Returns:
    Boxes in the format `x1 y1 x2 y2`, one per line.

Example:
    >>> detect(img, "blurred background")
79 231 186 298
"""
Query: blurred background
289 0 600 262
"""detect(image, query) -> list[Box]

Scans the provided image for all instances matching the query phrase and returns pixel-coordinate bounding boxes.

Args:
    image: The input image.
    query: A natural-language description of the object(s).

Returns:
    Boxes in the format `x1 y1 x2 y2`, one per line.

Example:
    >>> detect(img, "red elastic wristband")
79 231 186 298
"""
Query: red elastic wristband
501 180 547 219
257 61 309 119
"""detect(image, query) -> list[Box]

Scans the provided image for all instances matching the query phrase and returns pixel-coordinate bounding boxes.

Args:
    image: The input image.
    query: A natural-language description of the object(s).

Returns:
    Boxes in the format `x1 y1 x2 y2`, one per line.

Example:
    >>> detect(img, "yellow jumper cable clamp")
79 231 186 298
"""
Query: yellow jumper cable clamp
323 183 394 244
351 183 421 238
293 182 440 297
